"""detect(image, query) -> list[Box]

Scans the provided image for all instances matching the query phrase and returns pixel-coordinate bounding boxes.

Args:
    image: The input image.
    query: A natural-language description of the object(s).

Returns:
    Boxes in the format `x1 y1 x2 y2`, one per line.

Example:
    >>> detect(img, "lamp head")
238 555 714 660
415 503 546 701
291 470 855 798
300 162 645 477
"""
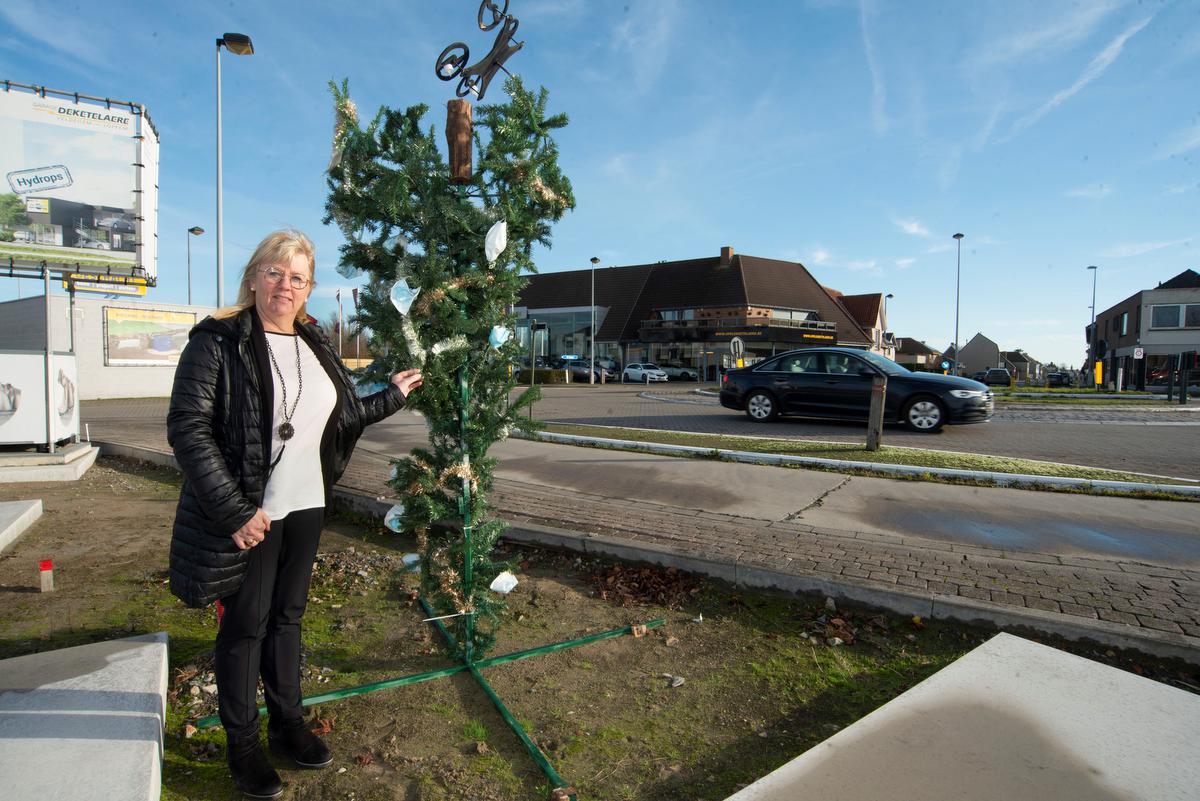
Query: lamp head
886 293 894 299
219 33 254 55
188 226 205 236
589 257 600 266
1087 265 1098 271
952 233 964 240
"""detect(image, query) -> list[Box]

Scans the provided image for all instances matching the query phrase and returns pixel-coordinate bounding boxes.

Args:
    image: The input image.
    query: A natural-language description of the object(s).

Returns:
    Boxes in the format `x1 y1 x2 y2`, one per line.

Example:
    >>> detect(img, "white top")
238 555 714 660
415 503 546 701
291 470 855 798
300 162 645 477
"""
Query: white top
261 332 338 520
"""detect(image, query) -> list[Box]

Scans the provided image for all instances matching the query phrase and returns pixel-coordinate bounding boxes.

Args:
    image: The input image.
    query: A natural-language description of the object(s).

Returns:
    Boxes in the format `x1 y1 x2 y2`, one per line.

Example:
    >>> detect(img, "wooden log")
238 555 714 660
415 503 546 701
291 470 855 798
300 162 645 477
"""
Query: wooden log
446 99 472 184
866 374 887 451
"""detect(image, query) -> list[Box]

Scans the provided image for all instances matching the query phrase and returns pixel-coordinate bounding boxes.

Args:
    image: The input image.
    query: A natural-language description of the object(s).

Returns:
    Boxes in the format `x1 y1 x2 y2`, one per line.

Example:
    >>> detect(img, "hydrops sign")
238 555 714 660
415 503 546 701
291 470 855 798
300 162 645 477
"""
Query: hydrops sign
0 85 159 281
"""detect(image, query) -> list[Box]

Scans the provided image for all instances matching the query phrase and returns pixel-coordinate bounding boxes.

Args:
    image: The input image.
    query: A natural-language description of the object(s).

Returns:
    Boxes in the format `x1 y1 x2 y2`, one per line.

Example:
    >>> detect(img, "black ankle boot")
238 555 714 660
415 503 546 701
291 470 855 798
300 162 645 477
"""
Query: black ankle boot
227 734 283 799
269 717 333 768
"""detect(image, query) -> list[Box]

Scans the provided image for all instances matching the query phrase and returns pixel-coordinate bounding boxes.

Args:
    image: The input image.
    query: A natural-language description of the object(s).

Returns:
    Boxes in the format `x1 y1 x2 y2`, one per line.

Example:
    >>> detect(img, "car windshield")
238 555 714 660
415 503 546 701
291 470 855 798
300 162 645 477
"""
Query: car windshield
643 364 659 369
856 350 910 377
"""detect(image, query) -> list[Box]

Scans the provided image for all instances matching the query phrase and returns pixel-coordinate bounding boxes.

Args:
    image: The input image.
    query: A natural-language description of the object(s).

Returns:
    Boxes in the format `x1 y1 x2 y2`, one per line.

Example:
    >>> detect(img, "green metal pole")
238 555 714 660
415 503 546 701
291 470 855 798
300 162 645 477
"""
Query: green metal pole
458 363 474 663
469 662 576 801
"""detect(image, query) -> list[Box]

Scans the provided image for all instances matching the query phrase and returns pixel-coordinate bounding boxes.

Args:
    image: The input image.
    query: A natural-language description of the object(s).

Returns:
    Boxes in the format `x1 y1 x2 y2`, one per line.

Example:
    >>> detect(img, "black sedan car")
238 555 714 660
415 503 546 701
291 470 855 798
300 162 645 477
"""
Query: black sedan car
719 347 993 432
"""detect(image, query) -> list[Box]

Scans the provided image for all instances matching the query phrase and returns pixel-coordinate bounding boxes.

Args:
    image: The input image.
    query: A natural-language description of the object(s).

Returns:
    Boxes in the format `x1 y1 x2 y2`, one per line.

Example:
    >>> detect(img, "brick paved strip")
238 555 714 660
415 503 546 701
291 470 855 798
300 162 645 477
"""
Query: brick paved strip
90 432 1200 665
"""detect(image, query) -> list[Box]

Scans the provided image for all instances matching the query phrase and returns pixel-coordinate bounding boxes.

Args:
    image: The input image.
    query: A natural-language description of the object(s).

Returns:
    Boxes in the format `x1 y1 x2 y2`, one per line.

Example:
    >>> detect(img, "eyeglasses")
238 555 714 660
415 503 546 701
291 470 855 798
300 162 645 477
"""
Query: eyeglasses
258 267 311 290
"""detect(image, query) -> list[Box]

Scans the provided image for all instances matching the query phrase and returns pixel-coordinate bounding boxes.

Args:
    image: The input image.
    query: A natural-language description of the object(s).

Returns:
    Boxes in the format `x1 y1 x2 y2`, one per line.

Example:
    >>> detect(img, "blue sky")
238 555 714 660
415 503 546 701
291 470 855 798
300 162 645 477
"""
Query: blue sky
2 0 1197 367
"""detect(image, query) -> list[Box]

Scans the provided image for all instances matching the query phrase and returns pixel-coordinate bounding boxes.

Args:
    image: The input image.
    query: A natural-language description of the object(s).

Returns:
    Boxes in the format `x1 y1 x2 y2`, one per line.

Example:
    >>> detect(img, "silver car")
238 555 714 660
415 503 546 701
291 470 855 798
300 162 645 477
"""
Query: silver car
623 363 668 382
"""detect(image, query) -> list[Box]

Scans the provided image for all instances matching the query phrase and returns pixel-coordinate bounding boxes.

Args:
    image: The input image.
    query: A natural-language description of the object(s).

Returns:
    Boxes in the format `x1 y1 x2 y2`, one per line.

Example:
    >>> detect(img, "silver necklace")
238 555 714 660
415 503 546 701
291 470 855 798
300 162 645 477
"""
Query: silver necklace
265 333 302 441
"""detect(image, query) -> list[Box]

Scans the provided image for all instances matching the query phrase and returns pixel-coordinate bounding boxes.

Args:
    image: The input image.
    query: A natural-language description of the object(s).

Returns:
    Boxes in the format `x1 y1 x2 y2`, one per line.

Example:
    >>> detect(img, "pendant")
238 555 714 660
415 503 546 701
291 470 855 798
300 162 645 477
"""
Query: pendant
278 422 294 441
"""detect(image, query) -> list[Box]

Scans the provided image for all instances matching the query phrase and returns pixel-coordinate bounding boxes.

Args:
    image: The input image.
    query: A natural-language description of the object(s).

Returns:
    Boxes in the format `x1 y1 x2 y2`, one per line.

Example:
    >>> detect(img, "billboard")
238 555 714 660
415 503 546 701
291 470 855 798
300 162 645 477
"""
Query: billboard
104 307 195 366
0 84 159 281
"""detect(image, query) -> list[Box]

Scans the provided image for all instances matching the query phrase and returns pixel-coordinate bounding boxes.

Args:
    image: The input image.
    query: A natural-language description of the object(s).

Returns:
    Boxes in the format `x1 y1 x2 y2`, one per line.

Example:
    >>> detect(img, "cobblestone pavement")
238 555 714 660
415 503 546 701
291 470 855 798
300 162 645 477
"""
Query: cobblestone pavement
82 398 1200 658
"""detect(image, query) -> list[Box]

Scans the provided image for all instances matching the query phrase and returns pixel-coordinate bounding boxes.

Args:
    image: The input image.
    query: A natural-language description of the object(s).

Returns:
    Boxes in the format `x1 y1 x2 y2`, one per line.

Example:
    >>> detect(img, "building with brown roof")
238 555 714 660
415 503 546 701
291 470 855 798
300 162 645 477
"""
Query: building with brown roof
516 246 874 379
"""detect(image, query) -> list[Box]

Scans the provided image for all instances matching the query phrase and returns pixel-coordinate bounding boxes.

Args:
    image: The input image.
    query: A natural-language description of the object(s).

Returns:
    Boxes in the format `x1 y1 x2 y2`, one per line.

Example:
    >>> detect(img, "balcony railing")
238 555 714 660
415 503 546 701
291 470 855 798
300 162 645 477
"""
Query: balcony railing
640 316 837 332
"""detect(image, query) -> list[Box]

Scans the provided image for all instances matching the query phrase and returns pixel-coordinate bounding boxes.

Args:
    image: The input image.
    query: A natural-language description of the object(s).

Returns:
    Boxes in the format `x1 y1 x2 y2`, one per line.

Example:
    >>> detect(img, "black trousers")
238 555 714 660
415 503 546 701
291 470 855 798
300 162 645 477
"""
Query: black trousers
214 506 324 739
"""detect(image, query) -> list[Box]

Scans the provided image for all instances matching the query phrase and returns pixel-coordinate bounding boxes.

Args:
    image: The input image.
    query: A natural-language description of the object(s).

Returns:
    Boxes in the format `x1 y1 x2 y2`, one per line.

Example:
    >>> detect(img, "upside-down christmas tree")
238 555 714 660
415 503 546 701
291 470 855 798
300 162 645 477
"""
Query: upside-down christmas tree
324 75 574 660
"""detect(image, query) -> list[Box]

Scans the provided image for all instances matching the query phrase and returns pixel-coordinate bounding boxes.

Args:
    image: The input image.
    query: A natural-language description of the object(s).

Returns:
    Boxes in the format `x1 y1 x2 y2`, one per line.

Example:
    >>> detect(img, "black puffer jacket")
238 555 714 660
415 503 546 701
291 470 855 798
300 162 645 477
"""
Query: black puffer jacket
167 308 404 607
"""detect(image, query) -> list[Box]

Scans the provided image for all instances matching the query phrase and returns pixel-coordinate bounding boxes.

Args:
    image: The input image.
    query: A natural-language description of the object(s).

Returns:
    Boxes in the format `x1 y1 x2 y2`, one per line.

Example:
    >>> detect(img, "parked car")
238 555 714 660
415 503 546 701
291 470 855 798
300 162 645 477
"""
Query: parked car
659 363 698 381
96 216 134 232
567 360 617 382
623 363 668 383
12 230 34 243
982 368 1012 387
719 347 993 432
972 370 987 382
1046 372 1074 387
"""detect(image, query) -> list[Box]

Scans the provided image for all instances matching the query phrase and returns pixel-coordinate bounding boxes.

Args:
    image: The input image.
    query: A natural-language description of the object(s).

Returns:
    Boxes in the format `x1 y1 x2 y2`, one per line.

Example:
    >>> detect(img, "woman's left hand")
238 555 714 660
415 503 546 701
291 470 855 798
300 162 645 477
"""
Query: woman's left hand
391 369 424 398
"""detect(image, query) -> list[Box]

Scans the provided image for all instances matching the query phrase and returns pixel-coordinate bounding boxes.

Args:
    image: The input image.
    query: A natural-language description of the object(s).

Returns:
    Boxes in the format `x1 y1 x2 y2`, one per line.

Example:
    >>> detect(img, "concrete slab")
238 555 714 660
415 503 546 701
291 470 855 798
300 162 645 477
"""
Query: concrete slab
0 442 94 467
0 632 168 801
0 445 99 483
0 500 42 554
724 633 1200 801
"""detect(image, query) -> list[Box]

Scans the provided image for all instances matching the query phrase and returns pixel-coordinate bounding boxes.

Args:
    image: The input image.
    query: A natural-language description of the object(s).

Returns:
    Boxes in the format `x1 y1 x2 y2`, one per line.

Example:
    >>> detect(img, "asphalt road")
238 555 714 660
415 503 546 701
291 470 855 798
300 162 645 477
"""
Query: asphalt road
523 385 1200 480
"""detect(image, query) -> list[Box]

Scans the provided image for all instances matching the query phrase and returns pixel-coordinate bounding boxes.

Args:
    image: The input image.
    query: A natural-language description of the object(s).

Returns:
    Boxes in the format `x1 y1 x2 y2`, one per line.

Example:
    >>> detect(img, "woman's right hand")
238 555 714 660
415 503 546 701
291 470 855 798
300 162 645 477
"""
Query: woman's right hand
231 508 271 550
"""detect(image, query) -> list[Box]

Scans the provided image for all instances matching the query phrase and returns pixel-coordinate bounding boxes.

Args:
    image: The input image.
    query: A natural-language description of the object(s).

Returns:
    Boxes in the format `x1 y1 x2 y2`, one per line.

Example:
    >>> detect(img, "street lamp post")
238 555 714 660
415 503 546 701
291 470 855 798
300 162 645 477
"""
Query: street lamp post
186 226 205 305
1087 265 1098 390
952 233 964 375
589 256 599 384
216 32 254 308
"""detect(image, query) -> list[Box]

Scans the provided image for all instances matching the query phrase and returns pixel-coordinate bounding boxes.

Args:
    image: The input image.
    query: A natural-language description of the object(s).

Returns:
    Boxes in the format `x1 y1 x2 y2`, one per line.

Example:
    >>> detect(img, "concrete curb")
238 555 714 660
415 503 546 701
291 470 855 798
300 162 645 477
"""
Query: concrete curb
93 442 1200 664
0 500 43 554
518 430 1200 497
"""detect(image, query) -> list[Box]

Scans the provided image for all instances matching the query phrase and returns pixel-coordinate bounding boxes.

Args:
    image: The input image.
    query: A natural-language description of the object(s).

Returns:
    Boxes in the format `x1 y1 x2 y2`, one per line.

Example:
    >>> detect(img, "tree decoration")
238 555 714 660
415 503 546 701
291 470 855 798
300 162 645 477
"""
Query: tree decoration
325 72 574 656
487 325 512 349
484 219 507 265
384 503 405 532
389 278 420 316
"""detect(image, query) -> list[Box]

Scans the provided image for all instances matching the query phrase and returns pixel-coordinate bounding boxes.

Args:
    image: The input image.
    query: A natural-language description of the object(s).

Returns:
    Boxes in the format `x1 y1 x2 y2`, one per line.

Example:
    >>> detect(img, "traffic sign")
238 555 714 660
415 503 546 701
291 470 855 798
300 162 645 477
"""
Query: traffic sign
941 360 950 370
1133 347 1144 360
729 337 745 359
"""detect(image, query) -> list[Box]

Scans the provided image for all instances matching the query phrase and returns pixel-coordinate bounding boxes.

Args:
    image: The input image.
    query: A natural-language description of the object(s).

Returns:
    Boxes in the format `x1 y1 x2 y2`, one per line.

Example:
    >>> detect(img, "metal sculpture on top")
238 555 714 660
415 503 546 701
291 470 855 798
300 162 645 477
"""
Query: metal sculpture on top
435 0 524 100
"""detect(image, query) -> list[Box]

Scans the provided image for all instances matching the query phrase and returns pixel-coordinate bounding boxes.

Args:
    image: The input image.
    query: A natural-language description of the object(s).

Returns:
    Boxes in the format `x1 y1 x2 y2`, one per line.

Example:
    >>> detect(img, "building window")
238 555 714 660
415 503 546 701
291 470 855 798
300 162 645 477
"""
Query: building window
1149 304 1200 329
1120 312 1128 336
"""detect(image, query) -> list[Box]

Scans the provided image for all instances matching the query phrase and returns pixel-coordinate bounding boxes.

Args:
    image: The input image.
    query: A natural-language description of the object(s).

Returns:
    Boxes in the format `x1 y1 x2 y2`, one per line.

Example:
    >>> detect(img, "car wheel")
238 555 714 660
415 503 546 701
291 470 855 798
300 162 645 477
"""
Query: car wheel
745 391 778 422
623 372 633 382
903 397 945 432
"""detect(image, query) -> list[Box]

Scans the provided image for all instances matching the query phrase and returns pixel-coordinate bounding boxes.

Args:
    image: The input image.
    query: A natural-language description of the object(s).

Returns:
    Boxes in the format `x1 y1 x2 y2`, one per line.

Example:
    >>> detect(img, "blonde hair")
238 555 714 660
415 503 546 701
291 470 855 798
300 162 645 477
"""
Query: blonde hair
212 229 317 321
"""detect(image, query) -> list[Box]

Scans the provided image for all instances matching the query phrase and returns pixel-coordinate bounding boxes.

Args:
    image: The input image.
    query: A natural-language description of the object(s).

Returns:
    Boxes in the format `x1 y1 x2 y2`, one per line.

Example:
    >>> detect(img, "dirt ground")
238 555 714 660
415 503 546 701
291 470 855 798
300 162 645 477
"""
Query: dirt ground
2 457 1197 801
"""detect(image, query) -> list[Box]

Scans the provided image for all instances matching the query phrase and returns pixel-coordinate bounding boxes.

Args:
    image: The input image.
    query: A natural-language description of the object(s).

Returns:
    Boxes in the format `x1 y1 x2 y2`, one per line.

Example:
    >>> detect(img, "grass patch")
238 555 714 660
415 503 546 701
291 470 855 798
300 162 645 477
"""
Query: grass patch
993 395 1161 406
535 422 1196 486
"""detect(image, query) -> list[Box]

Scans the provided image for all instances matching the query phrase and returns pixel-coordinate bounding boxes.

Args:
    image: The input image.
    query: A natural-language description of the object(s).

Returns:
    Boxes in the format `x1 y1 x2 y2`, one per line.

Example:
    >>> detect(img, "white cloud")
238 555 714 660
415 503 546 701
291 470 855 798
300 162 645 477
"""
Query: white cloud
895 258 916 269
973 2 1121 67
1065 184 1112 199
603 154 633 181
809 248 831 265
1101 238 1192 258
0 0 112 70
611 0 681 94
1002 16 1152 142
1163 183 1195 196
894 218 932 237
845 259 879 273
1155 124 1200 161
926 243 955 254
858 0 888 136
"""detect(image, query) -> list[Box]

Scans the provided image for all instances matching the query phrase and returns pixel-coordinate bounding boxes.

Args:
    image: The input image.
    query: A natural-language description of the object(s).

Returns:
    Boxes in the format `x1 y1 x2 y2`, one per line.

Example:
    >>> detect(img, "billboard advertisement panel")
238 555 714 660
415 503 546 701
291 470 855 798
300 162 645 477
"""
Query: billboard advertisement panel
0 84 159 281
104 307 195 366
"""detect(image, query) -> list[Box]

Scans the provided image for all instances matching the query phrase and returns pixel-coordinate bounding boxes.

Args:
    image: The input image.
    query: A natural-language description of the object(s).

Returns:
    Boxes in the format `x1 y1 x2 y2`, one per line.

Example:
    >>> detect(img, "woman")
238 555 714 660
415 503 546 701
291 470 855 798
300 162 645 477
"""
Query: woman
167 229 421 799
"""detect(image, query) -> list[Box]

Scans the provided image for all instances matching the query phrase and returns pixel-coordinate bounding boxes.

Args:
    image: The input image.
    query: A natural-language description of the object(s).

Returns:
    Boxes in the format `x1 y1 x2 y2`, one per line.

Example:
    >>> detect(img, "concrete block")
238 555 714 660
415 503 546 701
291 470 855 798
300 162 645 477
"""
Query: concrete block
0 446 98 482
724 632 1200 801
0 632 168 801
0 499 42 553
